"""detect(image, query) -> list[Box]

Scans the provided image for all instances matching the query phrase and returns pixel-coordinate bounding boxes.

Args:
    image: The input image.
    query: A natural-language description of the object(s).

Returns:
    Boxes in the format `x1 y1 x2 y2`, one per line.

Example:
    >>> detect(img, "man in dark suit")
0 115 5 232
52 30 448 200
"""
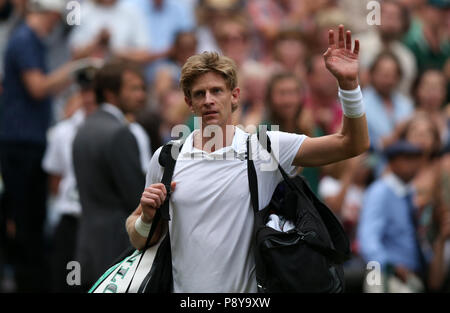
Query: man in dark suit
72 60 146 289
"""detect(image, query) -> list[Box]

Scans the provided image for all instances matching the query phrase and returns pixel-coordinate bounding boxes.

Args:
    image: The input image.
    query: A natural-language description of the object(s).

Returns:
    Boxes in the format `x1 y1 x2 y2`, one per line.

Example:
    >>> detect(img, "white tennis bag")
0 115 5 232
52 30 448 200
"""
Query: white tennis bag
89 233 165 293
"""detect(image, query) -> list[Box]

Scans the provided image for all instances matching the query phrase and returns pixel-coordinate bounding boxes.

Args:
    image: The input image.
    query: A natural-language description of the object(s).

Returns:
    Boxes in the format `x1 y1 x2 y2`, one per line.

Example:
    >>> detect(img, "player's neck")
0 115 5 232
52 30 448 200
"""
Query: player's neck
193 124 236 153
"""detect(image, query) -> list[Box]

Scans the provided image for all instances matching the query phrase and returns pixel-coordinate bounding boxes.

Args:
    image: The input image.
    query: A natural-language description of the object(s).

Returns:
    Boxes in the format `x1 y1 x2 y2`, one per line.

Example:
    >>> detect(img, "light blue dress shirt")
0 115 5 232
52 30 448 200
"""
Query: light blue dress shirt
357 173 422 272
363 86 414 151
126 0 195 52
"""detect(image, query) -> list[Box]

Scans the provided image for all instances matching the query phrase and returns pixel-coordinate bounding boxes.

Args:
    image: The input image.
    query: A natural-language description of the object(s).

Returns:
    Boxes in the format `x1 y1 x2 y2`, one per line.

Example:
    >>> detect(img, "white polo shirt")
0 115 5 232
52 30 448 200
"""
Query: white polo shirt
145 127 307 292
42 109 86 217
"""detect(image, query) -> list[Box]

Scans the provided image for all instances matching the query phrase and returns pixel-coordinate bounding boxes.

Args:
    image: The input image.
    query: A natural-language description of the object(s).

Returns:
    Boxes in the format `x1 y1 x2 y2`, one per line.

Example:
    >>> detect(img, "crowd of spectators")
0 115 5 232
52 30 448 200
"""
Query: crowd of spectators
0 0 449 293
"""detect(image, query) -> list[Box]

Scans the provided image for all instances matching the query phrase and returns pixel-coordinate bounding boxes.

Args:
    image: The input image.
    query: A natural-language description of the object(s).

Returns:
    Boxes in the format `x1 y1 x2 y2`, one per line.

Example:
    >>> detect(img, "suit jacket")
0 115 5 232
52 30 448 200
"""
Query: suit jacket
72 107 145 286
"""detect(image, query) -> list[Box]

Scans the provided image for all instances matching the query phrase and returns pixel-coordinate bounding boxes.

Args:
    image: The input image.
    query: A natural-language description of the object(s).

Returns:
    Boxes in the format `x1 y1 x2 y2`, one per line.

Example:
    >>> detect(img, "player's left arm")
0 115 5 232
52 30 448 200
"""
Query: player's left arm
293 25 370 168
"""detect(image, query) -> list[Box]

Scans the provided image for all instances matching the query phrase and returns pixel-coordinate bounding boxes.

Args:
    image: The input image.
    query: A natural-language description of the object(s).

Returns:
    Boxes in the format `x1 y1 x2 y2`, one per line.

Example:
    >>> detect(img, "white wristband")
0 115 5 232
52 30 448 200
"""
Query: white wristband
135 215 152 237
338 85 365 118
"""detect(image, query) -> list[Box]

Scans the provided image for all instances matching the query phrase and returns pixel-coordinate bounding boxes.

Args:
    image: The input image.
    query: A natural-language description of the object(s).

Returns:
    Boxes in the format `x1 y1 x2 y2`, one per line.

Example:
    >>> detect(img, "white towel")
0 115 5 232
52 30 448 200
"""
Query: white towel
266 214 295 232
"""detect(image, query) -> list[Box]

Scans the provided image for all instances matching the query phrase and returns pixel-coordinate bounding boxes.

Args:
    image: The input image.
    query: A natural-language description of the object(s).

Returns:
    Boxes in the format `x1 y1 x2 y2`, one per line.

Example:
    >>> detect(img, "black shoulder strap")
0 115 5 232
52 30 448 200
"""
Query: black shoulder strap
246 127 294 215
157 142 182 221
144 140 184 249
246 134 259 214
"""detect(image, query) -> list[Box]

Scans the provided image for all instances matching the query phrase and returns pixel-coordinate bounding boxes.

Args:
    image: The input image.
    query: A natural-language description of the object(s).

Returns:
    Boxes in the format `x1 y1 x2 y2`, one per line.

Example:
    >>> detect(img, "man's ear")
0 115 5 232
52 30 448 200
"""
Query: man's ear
104 89 118 105
231 87 240 109
185 96 194 113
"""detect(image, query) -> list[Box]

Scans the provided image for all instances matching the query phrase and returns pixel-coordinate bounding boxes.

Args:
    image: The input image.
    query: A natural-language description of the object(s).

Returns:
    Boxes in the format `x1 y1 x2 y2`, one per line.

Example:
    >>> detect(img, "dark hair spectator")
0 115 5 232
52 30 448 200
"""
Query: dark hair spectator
94 60 146 106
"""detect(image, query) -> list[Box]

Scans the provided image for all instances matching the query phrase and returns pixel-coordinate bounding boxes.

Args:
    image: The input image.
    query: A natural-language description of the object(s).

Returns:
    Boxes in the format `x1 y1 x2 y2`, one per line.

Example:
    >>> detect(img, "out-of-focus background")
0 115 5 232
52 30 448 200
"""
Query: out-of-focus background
0 0 449 293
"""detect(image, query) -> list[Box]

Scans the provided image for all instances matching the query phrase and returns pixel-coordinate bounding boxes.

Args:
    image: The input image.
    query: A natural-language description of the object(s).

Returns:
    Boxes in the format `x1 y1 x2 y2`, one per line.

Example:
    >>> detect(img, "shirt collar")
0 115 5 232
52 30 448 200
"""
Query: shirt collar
71 109 86 127
101 103 127 124
179 126 248 160
383 173 415 198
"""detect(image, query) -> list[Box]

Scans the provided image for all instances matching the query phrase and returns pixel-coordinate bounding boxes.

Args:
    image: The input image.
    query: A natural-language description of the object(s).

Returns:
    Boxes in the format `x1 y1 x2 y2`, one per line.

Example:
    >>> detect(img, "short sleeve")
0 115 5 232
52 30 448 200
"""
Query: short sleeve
266 131 307 176
144 146 164 187
12 37 43 72
42 127 65 175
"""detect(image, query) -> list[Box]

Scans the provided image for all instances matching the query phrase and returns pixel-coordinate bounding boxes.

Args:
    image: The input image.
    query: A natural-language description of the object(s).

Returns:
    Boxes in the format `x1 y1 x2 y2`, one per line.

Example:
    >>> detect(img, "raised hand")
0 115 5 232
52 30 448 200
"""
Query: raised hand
323 24 360 90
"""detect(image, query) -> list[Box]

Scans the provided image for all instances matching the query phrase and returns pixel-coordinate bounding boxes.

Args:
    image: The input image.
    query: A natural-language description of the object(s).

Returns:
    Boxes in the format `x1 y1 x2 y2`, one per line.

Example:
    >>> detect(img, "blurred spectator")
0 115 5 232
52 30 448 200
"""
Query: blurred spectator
270 29 308 83
399 114 442 266
42 65 99 293
427 145 450 291
313 7 347 55
399 0 428 13
304 54 342 135
158 87 192 143
236 61 270 128
402 113 442 164
263 72 313 136
215 15 250 67
356 0 417 97
319 153 374 291
0 0 24 83
319 154 374 241
412 69 449 146
358 140 426 292
337 0 372 35
427 201 450 291
363 51 414 158
246 0 328 60
446 58 450 106
153 31 197 98
123 0 196 82
195 0 241 55
213 15 268 127
72 60 146 290
403 0 450 74
127 0 195 53
0 0 97 292
126 112 152 175
69 0 154 62
134 109 163 155
262 72 321 194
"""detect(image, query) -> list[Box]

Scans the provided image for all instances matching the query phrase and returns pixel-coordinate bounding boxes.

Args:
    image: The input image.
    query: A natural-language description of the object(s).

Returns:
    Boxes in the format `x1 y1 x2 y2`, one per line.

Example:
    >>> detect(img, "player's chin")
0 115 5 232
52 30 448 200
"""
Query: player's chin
202 116 221 126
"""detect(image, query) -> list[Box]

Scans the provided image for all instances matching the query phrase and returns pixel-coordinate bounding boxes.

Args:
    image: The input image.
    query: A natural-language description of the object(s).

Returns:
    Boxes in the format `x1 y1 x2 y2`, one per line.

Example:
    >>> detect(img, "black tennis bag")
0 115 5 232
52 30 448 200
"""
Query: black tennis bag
246 132 351 293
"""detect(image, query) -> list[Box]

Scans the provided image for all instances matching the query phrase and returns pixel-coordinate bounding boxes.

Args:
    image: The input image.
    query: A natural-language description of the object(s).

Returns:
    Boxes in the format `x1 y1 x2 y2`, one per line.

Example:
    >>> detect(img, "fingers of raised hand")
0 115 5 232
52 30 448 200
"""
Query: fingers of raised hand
328 25 360 56
338 25 345 49
353 39 360 55
328 29 335 47
346 30 352 51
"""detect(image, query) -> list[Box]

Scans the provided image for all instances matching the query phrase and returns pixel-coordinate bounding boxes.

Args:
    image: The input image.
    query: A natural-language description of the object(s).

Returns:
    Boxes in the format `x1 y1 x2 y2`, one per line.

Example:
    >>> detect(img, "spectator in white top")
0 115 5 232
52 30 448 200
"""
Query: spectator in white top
126 25 370 292
69 0 159 63
42 65 99 292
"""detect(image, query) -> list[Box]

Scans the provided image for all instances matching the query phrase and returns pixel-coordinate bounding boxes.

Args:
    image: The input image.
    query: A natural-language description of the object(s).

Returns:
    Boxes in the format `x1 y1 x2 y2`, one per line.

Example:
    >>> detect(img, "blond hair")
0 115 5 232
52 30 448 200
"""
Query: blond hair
180 52 239 111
